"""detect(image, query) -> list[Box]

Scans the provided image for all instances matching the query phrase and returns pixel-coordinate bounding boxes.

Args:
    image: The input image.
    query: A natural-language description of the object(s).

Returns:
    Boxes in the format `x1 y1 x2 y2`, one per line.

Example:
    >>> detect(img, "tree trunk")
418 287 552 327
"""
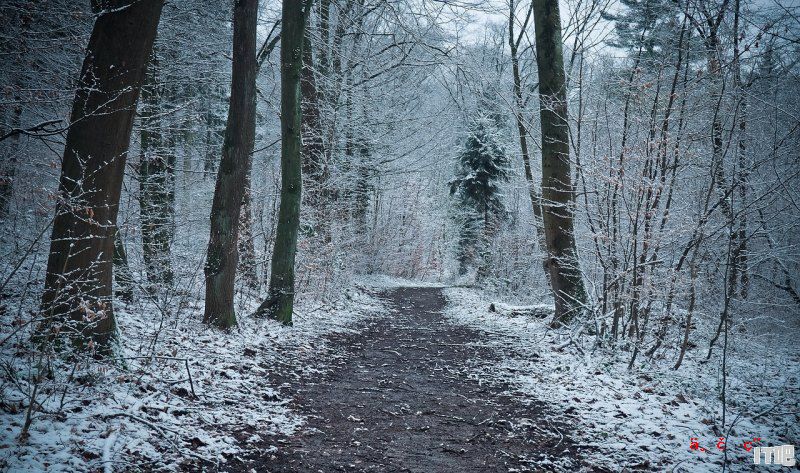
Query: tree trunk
508 0 547 262
0 96 21 219
40 0 164 353
531 0 588 326
732 0 749 299
0 9 28 220
203 0 259 329
301 31 325 191
301 30 328 232
139 52 175 289
113 228 134 302
238 168 259 290
254 1 308 324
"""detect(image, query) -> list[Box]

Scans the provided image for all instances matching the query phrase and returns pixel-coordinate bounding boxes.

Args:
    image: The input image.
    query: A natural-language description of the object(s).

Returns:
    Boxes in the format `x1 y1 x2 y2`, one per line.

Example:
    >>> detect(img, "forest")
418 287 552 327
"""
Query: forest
0 0 798 471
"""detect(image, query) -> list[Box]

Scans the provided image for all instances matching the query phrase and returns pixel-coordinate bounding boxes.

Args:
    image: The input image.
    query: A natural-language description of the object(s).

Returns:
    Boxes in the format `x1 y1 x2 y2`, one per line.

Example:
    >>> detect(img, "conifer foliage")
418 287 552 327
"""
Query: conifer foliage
449 117 509 277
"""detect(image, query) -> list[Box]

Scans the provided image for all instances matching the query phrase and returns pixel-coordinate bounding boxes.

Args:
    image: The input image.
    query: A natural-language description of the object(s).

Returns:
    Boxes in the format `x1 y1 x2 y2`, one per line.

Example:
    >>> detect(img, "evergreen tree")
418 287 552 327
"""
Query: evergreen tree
449 117 509 277
602 0 677 58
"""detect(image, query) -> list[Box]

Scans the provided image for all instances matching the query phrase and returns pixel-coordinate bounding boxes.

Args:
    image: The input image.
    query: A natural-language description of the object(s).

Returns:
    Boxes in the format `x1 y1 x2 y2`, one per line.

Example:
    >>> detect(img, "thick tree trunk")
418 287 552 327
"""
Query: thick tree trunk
255 1 308 324
139 52 175 289
203 0 259 329
531 0 588 326
301 32 326 194
0 9 28 220
40 0 164 353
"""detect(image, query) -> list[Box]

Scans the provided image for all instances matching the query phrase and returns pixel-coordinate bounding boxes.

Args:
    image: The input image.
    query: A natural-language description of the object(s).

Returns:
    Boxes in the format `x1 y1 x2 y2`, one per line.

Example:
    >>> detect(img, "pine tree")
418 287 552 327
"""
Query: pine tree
602 0 676 58
450 117 509 277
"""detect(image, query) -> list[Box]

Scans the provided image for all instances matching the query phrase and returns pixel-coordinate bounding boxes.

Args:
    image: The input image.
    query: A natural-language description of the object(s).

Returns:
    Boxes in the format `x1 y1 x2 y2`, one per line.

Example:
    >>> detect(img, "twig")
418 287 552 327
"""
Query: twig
184 358 196 398
0 218 53 295
0 119 64 141
109 355 197 398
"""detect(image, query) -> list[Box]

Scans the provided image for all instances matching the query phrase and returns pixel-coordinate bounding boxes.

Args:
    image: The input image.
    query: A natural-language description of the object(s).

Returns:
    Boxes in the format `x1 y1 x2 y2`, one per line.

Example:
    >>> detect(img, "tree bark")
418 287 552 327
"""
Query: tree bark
203 0 259 329
0 8 28 220
40 0 164 353
531 0 588 326
301 32 325 187
732 0 749 298
254 1 309 324
301 30 328 229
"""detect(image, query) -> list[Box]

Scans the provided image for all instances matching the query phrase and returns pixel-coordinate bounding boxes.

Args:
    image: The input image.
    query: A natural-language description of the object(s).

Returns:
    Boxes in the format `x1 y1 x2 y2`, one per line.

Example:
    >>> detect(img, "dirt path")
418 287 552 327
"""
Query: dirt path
240 287 591 472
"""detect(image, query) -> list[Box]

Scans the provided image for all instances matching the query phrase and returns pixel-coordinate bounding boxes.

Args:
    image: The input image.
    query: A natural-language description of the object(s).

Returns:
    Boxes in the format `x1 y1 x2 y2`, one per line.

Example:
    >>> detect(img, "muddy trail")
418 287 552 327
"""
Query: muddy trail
238 287 595 472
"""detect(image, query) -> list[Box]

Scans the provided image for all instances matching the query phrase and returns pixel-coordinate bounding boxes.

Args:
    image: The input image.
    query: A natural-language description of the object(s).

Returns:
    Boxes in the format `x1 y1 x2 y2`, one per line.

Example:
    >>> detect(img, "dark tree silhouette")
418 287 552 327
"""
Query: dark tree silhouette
40 0 165 353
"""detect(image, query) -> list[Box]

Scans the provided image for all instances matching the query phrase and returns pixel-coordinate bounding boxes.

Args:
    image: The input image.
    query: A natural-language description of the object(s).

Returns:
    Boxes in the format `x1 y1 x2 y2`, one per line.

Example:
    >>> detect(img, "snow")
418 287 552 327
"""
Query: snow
0 286 384 472
442 286 800 472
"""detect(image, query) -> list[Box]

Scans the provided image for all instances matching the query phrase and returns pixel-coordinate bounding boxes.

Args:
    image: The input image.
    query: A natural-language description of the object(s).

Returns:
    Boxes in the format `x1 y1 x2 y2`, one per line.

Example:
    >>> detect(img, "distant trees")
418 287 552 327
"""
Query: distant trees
531 0 588 326
15 0 795 367
203 0 259 329
450 118 509 278
40 0 164 352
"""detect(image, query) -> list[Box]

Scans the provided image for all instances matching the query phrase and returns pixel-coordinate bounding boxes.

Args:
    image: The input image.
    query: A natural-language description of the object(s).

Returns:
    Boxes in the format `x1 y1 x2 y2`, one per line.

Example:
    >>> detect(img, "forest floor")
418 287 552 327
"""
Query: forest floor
2 283 796 472
228 284 799 473
233 287 594 472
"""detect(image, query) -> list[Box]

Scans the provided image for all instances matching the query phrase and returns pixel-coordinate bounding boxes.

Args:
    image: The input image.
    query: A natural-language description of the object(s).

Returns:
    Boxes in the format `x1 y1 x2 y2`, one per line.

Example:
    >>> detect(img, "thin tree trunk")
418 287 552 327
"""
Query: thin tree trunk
203 0 259 329
40 0 164 353
238 168 259 290
254 1 309 324
113 228 134 302
0 99 21 219
203 100 216 179
354 136 371 239
531 0 588 326
732 0 749 299
139 52 175 289
674 260 698 370
508 0 547 264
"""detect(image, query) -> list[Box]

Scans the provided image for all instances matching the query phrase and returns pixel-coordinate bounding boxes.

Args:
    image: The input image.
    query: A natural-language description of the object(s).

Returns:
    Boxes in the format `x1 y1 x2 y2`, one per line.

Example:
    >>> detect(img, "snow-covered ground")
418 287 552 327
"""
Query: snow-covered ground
442 287 800 472
0 287 384 472
2 279 796 472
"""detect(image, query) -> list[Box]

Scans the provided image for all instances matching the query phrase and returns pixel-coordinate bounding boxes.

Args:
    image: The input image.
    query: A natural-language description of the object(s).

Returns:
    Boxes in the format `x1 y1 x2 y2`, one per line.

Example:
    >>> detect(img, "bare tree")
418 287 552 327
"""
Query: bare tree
531 0 588 325
203 0 259 329
508 0 548 266
254 1 311 324
40 0 164 352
